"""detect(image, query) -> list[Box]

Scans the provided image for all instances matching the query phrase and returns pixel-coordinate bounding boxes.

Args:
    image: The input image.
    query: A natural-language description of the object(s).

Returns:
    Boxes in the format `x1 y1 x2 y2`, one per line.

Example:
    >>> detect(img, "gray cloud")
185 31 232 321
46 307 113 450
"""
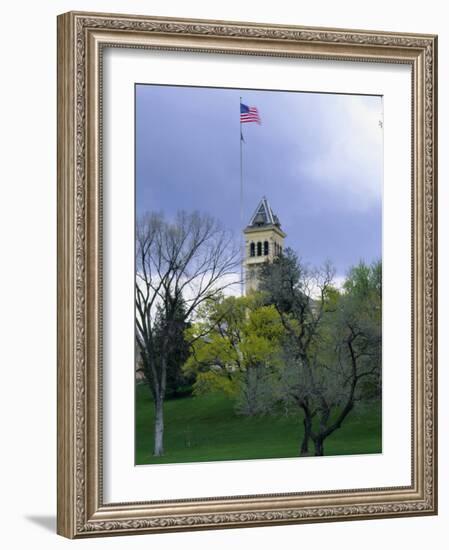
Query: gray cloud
136 84 383 277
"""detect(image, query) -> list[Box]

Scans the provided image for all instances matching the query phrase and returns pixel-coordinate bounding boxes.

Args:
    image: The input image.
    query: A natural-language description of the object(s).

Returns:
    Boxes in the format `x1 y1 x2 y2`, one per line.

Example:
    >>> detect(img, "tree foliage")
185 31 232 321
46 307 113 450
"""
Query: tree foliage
149 297 193 398
184 294 284 415
184 250 382 457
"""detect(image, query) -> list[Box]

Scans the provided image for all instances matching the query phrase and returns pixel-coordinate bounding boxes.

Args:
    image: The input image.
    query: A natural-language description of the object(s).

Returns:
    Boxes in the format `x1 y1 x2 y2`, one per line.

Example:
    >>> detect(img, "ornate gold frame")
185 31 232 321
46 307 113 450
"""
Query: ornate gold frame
57 11 438 538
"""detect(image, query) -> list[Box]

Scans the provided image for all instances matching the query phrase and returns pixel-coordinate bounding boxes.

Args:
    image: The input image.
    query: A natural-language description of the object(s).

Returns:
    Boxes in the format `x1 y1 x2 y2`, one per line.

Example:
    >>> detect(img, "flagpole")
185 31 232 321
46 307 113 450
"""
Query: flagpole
239 96 244 297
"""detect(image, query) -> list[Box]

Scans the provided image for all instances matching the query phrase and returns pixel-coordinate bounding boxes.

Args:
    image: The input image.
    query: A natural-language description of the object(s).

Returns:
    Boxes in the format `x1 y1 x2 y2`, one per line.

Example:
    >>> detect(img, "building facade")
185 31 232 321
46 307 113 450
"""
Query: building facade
243 197 286 294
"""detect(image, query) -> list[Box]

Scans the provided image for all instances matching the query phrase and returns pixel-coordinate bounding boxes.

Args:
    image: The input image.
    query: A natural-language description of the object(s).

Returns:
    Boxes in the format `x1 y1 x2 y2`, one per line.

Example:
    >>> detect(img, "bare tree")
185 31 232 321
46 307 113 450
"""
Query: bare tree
135 210 240 456
260 250 381 456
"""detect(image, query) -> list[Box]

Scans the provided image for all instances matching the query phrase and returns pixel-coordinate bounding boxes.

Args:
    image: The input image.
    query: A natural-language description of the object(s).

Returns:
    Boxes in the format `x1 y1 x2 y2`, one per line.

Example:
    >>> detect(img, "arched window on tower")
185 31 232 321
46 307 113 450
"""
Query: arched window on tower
257 242 262 256
250 242 255 257
264 241 269 256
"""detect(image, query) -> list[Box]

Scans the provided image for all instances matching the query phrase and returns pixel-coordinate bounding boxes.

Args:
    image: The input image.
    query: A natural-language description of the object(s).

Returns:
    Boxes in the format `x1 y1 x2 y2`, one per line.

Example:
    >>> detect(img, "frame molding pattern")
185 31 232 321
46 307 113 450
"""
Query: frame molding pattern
57 11 437 538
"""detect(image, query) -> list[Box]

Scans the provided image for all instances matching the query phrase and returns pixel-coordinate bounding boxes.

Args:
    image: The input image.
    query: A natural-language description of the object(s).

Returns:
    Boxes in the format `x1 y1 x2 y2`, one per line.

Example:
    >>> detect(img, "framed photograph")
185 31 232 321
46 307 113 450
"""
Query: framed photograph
57 11 438 538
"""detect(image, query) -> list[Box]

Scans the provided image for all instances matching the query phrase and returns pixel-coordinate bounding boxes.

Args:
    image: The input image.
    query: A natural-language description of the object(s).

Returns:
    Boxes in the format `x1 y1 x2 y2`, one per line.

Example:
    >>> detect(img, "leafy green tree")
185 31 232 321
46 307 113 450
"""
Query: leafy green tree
341 260 382 401
184 294 284 415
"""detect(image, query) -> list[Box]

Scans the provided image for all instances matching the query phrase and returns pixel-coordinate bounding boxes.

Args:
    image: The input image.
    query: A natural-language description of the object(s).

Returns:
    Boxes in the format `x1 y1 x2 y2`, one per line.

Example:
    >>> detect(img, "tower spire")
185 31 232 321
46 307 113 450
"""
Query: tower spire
243 197 286 294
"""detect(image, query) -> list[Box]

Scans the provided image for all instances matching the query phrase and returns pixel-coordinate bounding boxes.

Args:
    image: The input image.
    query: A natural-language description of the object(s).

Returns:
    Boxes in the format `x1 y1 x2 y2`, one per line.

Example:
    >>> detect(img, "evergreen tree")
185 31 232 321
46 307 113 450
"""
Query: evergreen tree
152 294 193 399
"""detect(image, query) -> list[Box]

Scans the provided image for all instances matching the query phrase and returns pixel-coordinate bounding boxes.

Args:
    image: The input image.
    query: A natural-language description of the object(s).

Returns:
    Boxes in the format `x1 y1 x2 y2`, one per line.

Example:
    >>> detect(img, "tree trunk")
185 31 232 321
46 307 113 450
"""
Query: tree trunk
300 416 312 456
313 437 324 456
153 398 164 456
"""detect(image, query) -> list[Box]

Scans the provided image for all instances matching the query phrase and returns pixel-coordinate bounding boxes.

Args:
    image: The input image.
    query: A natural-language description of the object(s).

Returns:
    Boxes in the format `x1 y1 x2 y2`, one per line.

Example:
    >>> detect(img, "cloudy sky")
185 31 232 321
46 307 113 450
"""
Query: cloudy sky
136 84 383 279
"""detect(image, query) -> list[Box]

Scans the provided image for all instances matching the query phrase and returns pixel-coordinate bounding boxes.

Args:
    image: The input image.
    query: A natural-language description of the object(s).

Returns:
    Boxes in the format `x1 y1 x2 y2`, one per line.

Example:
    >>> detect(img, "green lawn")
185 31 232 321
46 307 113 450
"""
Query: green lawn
135 383 382 465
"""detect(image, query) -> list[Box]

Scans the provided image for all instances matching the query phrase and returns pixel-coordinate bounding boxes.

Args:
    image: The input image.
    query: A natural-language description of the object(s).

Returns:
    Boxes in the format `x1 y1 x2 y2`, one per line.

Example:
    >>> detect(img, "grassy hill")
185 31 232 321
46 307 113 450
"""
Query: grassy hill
135 383 382 465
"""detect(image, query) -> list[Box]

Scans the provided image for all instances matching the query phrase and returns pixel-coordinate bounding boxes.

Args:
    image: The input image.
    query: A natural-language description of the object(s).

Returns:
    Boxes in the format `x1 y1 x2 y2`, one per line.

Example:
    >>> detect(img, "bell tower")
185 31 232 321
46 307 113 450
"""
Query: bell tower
243 197 286 294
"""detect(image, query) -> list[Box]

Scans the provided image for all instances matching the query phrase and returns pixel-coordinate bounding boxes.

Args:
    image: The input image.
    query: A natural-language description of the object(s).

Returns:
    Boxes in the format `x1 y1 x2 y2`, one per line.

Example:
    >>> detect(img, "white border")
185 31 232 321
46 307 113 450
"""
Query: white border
103 48 411 503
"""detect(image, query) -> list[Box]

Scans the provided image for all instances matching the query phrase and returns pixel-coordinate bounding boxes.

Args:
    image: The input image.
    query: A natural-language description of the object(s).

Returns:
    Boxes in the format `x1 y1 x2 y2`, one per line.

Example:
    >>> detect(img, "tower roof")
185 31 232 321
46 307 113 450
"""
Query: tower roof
247 197 281 228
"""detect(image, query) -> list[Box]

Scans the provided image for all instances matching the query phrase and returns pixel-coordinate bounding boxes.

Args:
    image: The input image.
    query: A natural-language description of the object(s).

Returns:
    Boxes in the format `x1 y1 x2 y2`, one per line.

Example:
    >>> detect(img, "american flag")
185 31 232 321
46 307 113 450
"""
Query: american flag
240 102 261 124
